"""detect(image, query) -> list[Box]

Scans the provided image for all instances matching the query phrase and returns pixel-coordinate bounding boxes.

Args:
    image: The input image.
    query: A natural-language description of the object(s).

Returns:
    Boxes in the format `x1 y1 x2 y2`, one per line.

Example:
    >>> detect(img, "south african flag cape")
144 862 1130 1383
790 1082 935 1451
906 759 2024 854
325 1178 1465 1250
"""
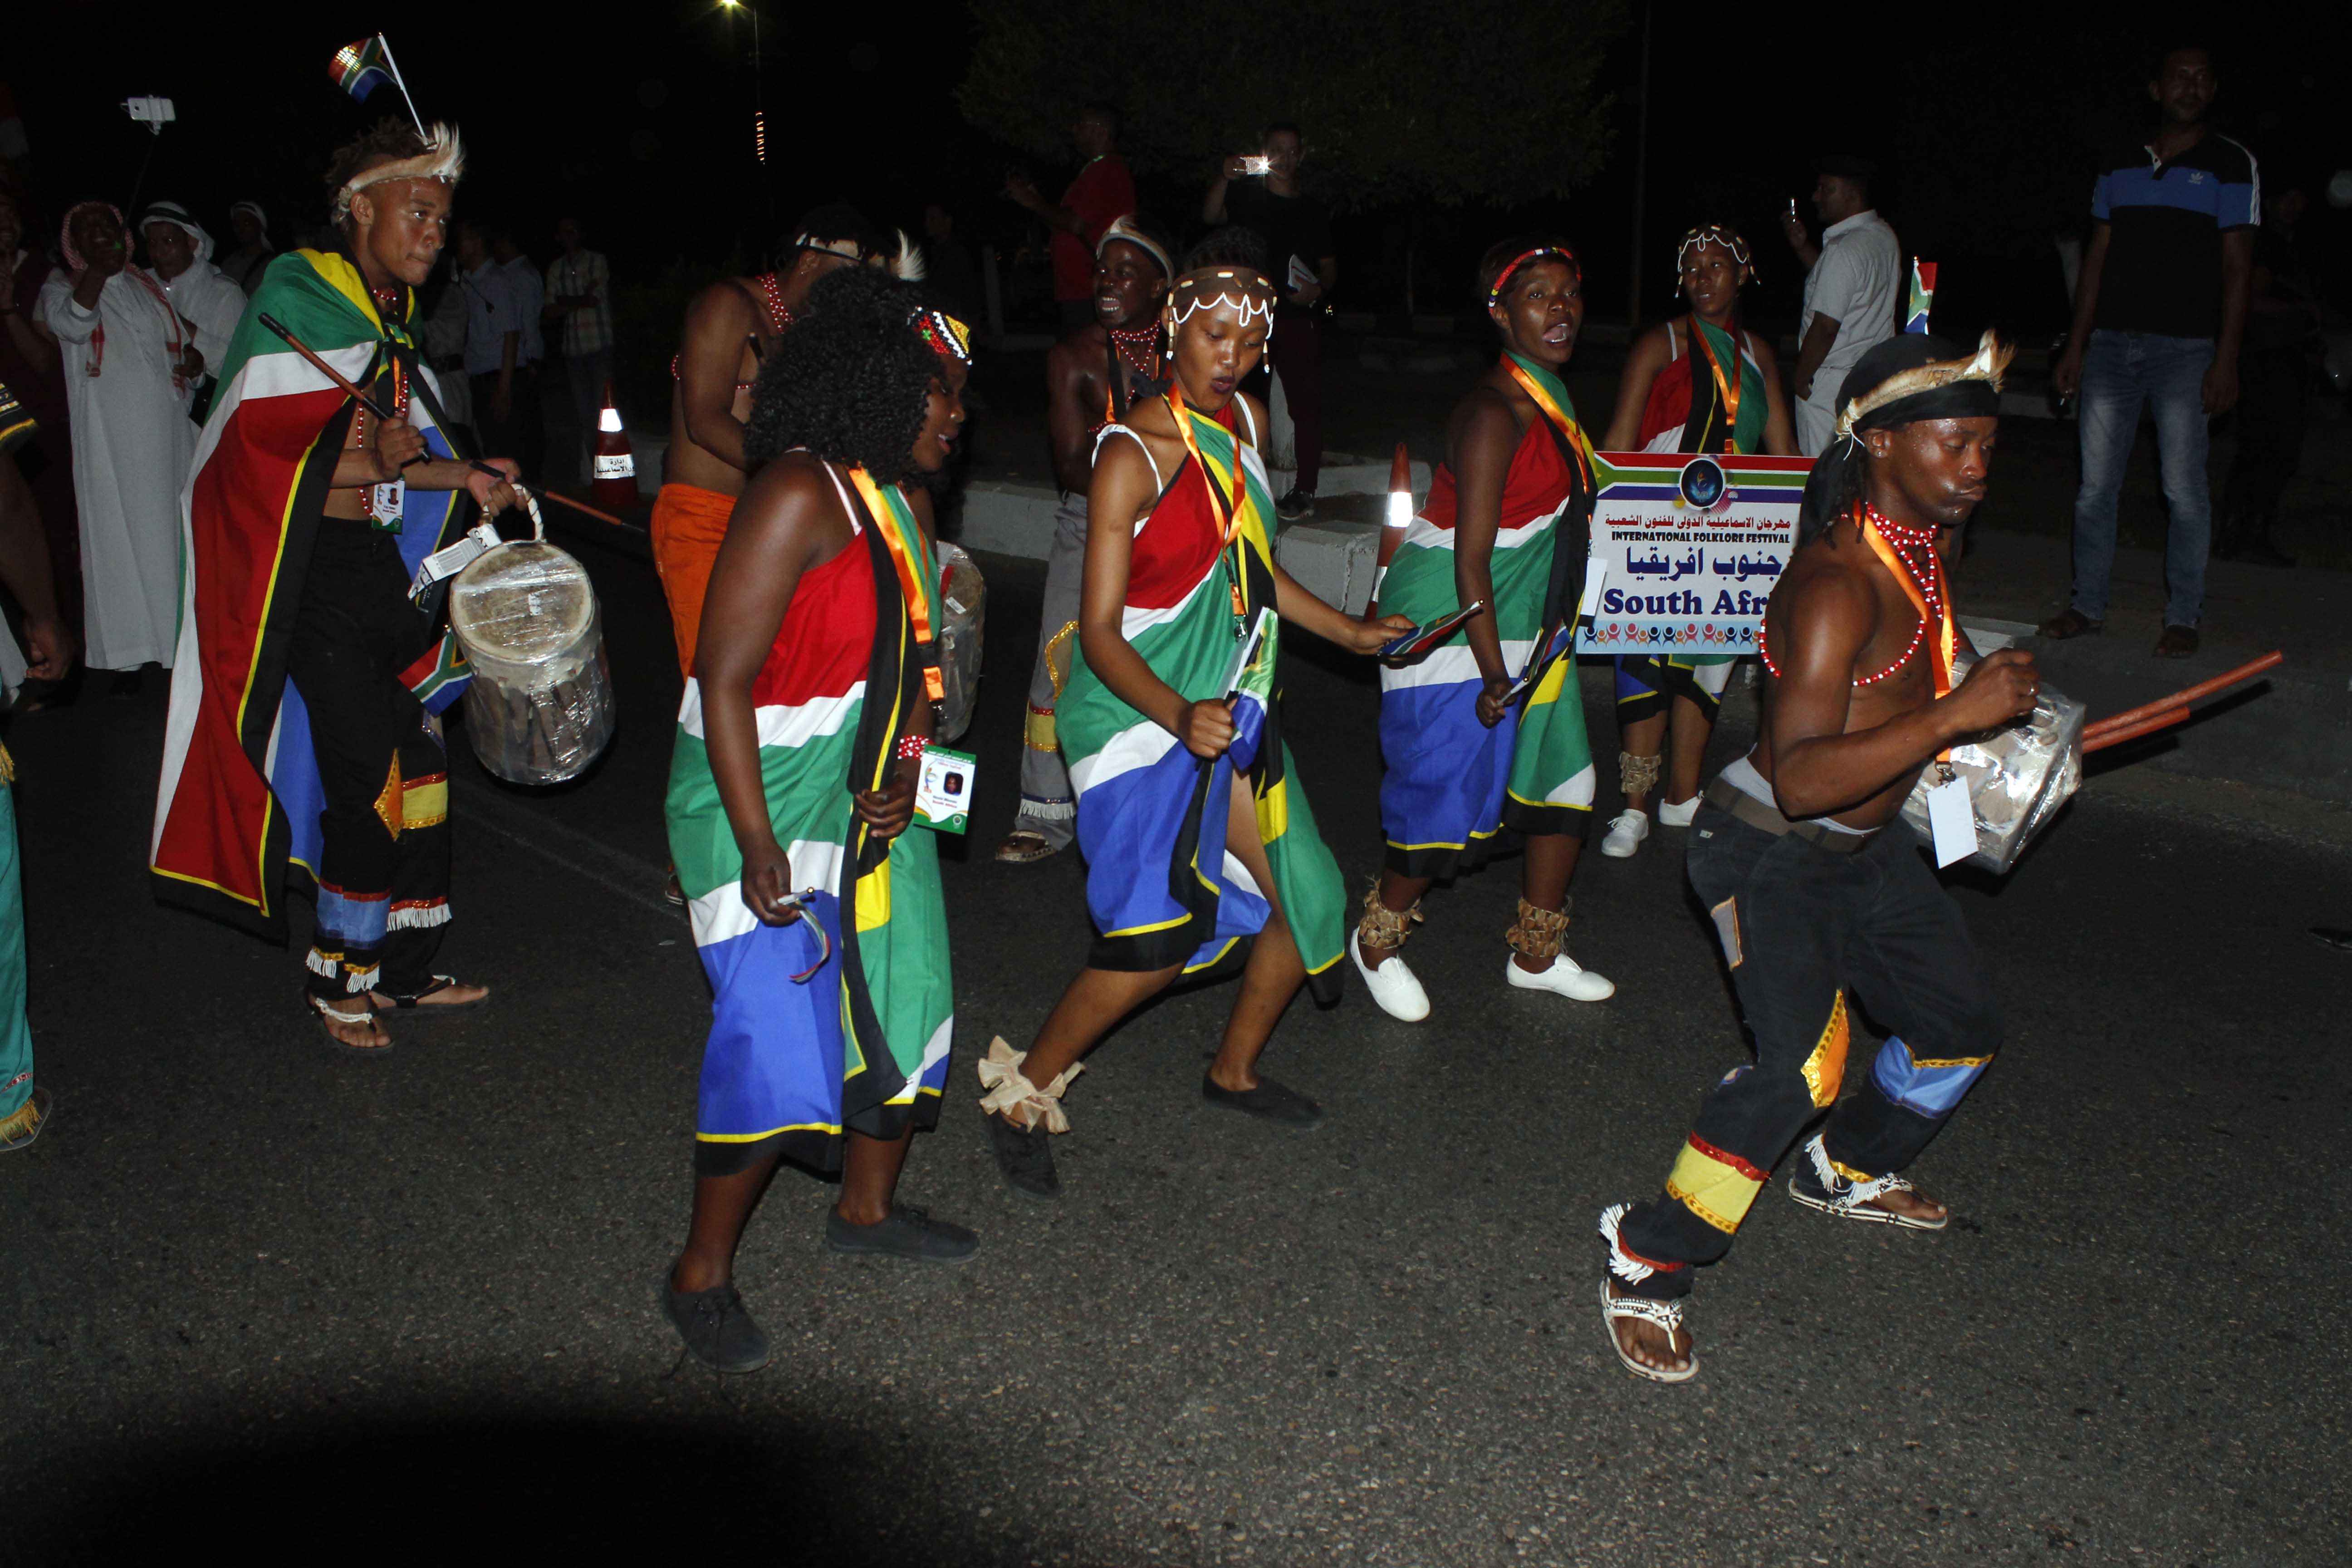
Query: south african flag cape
1057 399 1347 1000
151 248 472 939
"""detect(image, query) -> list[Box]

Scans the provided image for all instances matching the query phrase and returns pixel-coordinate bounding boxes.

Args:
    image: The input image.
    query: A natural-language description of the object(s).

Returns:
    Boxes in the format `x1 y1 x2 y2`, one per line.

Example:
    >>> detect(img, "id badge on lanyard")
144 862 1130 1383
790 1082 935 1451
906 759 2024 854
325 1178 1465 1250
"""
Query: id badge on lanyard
369 480 406 530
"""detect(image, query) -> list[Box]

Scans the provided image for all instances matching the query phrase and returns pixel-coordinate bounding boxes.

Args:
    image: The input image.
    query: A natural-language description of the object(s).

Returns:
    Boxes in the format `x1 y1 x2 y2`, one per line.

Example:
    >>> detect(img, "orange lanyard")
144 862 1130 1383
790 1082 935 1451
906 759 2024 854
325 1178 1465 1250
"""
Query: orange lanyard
1500 357 1595 492
1859 509 1956 762
1686 317 1741 455
1163 383 1256 632
845 466 945 701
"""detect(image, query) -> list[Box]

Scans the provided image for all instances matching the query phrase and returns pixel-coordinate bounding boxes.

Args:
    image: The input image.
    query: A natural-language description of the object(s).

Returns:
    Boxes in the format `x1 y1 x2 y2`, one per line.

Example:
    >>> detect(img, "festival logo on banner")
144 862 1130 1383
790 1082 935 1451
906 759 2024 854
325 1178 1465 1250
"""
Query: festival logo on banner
1575 452 1813 654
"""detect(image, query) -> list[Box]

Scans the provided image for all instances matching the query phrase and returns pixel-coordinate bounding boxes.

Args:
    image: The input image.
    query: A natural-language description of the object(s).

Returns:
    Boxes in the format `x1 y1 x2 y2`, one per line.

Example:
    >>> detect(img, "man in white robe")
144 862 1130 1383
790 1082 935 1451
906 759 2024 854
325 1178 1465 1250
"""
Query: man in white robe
138 201 248 417
32 202 195 686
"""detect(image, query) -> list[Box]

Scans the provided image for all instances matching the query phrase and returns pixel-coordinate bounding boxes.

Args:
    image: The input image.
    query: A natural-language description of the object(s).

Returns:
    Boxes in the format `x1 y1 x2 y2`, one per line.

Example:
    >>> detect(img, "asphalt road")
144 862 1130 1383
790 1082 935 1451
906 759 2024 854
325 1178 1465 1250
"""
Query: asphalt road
4 536 2346 1564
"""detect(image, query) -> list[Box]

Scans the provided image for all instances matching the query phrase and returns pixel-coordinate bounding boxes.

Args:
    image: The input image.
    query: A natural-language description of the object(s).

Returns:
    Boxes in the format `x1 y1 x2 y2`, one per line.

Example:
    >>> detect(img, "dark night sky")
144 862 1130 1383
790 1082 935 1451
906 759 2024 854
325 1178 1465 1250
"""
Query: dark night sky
11 0 2347 348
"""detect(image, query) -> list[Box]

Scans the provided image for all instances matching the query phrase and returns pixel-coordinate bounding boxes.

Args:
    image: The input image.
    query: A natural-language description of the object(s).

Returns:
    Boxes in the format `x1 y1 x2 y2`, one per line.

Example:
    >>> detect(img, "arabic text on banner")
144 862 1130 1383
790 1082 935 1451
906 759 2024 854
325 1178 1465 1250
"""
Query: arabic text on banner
1576 452 1813 654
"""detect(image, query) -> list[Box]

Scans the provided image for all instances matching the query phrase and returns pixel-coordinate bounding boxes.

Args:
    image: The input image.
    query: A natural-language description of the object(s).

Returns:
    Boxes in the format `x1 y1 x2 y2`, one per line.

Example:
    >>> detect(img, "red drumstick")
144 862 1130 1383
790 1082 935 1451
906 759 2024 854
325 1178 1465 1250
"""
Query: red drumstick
256 313 633 532
2082 707 2191 754
2082 651 2284 741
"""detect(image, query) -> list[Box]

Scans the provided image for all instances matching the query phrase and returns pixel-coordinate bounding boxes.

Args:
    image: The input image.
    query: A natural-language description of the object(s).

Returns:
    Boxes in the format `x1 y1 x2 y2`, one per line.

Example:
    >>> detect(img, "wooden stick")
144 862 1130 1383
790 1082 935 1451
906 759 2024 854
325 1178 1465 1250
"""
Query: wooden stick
2082 651 2284 740
2083 707 2190 754
255 313 634 532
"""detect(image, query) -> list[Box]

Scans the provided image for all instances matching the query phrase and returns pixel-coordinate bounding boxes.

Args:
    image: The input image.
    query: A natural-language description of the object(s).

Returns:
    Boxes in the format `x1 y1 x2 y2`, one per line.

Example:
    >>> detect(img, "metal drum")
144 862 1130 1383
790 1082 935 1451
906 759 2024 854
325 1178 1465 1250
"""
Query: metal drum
1900 650 2085 875
933 541 986 744
446 501 616 785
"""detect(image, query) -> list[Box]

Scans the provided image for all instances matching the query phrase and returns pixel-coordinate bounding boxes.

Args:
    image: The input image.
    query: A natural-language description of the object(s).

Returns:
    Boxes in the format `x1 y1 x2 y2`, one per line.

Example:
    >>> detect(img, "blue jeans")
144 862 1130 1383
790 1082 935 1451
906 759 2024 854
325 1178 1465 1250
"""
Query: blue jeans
2070 329 2214 628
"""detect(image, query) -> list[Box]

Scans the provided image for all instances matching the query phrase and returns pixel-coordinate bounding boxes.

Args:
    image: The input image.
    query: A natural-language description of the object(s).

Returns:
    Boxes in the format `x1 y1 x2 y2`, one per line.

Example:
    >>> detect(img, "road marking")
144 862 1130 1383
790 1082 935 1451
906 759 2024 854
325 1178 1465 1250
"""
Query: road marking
452 797 679 919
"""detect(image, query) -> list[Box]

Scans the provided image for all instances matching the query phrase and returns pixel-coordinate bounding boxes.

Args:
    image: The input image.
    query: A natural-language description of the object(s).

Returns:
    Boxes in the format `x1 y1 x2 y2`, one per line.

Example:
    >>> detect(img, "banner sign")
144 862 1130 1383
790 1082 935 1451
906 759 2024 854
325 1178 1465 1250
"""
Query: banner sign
1576 452 1812 654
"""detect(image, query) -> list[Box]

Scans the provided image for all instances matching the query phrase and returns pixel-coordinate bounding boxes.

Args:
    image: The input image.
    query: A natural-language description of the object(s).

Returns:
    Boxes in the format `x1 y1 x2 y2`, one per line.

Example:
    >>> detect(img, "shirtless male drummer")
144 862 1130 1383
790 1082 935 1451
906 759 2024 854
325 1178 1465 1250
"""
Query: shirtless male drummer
650 205 897 682
1596 333 2039 1383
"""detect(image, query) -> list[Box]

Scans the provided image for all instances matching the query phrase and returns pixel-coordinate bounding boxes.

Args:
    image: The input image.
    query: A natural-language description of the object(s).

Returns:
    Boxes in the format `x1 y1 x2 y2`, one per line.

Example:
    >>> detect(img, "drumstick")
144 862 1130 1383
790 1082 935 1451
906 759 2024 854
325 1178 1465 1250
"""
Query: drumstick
255 314 633 532
2081 651 2284 741
2083 707 2190 755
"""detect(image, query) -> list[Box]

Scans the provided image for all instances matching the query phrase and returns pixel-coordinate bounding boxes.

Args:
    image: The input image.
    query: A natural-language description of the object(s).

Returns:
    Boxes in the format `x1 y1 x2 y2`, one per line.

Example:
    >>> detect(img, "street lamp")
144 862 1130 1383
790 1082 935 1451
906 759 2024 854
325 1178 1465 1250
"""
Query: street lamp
720 0 765 164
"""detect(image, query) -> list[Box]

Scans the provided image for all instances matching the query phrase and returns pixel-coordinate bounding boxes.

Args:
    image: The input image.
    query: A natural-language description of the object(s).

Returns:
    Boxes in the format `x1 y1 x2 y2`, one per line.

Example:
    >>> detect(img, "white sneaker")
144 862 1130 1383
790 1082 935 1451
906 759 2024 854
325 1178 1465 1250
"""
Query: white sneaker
1656 795 1700 828
1350 928 1431 1022
1599 809 1649 858
1504 952 1616 1001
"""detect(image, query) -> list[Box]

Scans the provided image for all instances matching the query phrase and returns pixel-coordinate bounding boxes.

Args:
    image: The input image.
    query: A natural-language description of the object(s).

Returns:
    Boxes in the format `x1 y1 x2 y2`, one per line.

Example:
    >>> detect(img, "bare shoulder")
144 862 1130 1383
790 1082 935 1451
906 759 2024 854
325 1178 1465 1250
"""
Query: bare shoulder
686 277 758 326
1776 536 1880 622
1452 382 1525 453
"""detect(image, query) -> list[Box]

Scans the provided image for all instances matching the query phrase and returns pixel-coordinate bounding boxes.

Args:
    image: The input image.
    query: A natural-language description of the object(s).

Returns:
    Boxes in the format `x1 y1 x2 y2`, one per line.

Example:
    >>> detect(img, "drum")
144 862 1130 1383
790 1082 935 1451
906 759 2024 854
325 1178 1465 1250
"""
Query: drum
934 541 986 744
446 497 617 785
1899 651 2085 874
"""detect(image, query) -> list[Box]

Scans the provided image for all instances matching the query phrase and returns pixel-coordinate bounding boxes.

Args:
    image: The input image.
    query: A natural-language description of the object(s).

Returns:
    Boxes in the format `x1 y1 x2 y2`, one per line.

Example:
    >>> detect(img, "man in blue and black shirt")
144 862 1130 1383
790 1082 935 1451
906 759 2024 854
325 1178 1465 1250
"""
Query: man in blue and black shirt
2042 44 2257 659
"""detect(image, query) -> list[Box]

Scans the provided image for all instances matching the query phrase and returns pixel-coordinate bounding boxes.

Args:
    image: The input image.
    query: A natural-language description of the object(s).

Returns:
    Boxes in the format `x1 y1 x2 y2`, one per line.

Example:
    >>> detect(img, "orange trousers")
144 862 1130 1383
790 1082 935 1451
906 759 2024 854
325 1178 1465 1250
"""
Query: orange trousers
648 482 738 681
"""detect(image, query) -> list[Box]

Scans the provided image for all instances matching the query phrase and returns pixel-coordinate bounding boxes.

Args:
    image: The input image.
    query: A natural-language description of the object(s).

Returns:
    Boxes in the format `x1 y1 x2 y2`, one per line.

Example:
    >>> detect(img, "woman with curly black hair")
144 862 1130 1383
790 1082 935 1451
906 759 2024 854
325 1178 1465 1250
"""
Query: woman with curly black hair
973 230 1412 1201
660 265 979 1373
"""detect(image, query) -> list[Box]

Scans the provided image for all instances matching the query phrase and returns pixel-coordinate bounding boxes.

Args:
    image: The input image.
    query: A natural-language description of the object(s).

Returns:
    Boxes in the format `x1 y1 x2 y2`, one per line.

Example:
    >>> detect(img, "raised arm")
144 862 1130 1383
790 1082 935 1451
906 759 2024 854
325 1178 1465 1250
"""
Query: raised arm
677 279 760 473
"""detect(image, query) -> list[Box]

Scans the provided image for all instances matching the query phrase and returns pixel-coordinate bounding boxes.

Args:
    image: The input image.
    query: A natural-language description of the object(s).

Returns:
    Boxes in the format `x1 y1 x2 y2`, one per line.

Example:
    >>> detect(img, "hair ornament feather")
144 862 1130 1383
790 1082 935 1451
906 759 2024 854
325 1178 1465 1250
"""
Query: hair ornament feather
1834 330 2013 440
889 228 925 282
333 122 463 219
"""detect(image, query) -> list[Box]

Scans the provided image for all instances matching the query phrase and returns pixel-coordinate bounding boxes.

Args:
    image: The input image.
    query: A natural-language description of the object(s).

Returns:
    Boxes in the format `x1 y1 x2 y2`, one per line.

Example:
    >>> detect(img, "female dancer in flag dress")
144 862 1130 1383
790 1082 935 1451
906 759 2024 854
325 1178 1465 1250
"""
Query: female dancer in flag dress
977 232 1413 1200
661 267 980 1373
1595 224 1797 861
1350 238 1614 1023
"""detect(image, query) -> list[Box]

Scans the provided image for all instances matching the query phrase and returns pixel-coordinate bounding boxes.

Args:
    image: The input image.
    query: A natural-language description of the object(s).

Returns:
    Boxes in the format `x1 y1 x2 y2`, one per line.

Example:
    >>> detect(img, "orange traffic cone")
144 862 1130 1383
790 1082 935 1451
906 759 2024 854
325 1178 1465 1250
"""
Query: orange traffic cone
592 382 638 511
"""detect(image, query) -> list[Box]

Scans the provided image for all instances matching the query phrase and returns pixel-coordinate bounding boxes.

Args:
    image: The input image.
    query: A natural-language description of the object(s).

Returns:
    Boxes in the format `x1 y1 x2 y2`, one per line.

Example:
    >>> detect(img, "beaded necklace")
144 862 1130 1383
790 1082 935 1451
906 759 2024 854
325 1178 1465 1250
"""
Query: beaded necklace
756 271 796 335
1108 323 1159 379
353 290 411 526
1758 503 1948 689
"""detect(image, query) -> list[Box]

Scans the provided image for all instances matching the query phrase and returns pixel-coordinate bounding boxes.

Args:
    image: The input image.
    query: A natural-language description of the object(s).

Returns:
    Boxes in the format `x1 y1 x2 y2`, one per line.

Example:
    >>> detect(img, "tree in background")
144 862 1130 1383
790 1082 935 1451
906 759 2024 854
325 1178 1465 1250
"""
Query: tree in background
958 0 1630 215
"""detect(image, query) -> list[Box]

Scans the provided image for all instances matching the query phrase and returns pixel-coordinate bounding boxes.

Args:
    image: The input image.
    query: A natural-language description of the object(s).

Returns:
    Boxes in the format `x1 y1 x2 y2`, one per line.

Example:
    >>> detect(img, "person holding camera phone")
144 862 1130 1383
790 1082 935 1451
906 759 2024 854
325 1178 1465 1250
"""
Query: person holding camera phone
1203 122 1335 521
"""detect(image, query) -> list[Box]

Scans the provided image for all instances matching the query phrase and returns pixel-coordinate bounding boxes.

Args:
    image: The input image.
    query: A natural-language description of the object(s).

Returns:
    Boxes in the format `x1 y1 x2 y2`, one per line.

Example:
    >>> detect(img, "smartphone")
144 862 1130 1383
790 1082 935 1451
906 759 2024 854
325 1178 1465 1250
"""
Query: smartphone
1241 154 1273 176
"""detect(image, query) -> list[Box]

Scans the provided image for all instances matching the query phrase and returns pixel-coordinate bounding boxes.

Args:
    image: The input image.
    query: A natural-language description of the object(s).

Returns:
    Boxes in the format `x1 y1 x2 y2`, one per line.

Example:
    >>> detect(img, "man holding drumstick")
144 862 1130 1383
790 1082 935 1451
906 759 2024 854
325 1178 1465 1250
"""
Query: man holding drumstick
1597 333 2039 1384
152 119 519 1055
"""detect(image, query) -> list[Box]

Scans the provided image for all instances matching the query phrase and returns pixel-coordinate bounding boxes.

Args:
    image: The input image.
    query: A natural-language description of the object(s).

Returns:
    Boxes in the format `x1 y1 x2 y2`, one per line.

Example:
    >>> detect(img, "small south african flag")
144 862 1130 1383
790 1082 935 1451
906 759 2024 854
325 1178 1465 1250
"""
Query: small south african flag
329 35 395 102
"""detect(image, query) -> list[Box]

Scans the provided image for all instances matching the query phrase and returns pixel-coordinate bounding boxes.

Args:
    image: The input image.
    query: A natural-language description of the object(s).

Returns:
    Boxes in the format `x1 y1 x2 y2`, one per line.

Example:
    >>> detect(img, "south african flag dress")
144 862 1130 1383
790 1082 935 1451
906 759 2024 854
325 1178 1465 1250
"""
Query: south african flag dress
665 463 954 1172
1374 354 1598 878
1056 397 1348 1002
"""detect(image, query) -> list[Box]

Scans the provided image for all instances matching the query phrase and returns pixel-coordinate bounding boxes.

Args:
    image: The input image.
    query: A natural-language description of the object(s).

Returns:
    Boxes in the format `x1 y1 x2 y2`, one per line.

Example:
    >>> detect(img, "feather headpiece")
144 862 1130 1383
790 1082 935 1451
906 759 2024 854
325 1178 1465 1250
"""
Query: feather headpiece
334 122 464 220
1833 330 2012 440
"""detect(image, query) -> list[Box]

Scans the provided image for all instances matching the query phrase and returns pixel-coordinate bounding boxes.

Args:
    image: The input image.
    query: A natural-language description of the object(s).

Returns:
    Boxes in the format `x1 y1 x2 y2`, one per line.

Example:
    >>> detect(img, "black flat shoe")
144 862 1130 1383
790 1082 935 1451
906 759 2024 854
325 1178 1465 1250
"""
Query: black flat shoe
985 1109 1061 1200
660 1273 772 1373
1201 1072 1323 1130
824 1203 980 1263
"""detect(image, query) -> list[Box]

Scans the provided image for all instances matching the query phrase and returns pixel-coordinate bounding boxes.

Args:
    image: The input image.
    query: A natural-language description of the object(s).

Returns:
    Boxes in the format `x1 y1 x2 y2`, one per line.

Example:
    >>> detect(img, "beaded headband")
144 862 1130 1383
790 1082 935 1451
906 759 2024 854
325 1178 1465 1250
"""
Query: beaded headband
1486 245 1578 310
1675 224 1753 277
334 122 464 220
1168 267 1276 330
913 306 973 365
